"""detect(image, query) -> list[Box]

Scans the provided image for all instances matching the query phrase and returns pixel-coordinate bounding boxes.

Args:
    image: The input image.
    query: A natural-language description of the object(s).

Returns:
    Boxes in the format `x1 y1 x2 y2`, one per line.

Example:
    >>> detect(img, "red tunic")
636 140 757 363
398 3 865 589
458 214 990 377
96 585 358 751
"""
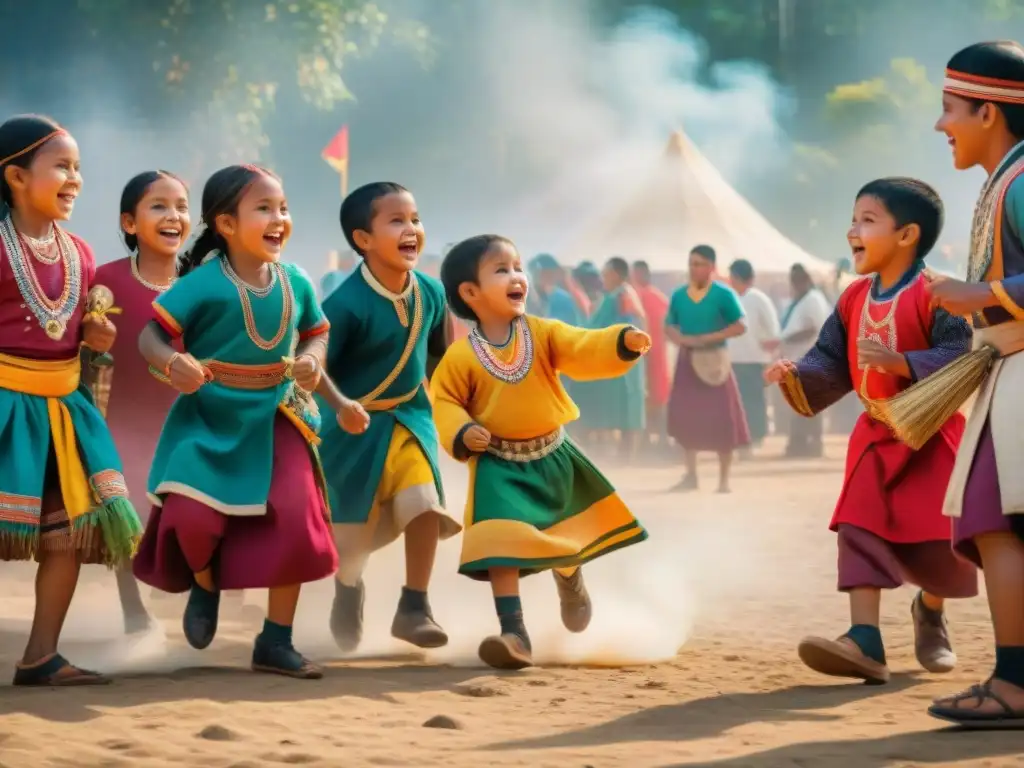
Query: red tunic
0 233 94 358
635 283 671 407
94 257 181 509
830 275 963 543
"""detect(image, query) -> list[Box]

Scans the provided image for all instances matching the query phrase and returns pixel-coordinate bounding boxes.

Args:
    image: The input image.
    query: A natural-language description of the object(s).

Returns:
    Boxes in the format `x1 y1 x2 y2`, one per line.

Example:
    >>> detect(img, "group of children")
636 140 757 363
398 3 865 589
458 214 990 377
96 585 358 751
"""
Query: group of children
766 40 1024 728
2 36 1023 731
0 114 652 686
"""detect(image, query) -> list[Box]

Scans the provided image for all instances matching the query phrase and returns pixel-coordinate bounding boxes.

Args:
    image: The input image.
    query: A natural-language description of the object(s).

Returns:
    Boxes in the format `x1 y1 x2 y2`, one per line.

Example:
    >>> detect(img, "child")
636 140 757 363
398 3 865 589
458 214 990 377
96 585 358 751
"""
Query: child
131 164 337 679
765 178 977 685
93 170 190 636
0 114 141 686
432 234 651 670
926 40 1024 727
315 181 460 653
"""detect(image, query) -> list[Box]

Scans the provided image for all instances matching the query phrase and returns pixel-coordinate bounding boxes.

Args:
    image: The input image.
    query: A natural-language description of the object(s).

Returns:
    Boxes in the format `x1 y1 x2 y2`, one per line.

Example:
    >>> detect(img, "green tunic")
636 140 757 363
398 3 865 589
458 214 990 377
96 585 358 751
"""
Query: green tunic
148 257 327 514
317 266 448 524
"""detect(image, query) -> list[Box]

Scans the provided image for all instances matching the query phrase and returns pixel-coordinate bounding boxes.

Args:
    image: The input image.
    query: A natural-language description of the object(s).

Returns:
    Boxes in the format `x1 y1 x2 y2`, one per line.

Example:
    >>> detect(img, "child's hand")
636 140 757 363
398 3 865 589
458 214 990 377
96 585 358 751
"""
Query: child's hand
337 399 370 435
81 313 116 354
168 353 208 394
462 424 491 453
764 359 796 384
857 338 901 372
292 354 322 391
624 328 652 355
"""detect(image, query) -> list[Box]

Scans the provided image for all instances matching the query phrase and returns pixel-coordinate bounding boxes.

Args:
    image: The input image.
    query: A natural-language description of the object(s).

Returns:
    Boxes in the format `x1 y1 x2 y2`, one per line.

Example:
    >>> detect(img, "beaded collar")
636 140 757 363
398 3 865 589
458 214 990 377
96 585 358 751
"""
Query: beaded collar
469 315 534 384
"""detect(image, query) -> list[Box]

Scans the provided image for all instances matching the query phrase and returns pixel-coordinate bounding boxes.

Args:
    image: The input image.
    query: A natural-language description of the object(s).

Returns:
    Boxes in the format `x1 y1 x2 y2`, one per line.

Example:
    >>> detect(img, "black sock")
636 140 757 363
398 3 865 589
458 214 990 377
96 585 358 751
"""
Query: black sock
845 624 886 665
494 595 531 651
258 619 293 646
398 586 427 612
994 646 1024 690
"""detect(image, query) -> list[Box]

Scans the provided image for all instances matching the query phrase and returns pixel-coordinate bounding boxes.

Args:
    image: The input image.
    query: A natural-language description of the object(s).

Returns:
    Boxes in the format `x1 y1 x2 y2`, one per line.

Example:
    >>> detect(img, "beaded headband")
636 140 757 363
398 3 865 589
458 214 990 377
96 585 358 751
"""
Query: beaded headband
0 128 67 167
944 68 1024 105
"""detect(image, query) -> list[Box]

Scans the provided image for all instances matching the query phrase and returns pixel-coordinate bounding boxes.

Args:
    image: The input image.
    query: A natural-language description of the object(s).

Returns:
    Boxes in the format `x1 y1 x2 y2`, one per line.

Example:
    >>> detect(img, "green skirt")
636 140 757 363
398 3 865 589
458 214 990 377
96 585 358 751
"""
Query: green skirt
458 433 647 579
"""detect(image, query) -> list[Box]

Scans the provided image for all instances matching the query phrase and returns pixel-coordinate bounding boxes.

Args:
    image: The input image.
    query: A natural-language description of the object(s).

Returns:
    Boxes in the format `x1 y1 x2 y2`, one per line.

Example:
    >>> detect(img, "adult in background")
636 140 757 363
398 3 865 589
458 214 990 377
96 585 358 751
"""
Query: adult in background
631 260 671 454
528 253 580 324
727 259 780 450
666 245 750 493
779 263 831 457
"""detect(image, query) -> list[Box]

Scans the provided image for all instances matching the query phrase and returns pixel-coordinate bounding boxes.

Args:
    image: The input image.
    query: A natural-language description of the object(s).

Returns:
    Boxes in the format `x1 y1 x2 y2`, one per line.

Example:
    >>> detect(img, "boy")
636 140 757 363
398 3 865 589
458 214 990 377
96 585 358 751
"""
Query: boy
432 234 650 669
766 178 977 685
926 40 1024 727
315 182 461 653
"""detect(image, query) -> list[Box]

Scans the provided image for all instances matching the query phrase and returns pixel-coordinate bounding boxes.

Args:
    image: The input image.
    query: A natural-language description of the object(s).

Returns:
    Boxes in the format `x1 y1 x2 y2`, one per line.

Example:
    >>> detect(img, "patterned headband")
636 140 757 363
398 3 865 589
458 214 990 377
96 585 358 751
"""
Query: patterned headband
0 128 67 166
944 68 1024 105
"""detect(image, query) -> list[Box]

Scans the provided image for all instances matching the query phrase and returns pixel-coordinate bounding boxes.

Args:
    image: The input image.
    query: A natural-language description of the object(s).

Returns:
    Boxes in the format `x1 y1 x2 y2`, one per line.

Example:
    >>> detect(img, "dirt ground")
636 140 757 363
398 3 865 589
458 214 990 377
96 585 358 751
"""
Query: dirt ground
0 436 1021 768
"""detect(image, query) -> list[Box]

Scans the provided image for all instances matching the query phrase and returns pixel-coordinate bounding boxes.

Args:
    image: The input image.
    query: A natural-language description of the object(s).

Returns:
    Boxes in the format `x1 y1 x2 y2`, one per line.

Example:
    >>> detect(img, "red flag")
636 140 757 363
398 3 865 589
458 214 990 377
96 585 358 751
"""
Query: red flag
322 125 349 196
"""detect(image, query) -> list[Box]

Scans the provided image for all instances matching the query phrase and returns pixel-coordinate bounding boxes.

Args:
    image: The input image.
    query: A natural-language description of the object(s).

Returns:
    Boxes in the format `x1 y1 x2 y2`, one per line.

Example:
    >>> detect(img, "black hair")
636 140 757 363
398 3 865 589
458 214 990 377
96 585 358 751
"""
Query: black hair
179 164 276 277
856 176 944 259
790 263 811 284
119 170 188 253
0 114 65 214
632 260 651 276
690 244 716 264
947 41 1024 141
606 256 630 278
729 259 754 282
339 181 410 256
439 234 515 321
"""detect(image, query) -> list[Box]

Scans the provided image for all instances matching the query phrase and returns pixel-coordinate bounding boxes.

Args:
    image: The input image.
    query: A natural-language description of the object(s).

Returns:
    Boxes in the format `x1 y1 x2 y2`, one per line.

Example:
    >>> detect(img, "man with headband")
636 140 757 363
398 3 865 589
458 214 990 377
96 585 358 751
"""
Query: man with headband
923 40 1024 728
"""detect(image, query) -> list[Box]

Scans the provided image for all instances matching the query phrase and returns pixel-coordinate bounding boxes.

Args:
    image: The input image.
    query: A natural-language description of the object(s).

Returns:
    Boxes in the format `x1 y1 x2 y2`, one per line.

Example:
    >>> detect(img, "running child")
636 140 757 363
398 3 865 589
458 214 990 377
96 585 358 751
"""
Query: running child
93 170 190 635
433 234 650 670
0 114 142 686
315 181 460 653
132 164 337 679
766 177 977 685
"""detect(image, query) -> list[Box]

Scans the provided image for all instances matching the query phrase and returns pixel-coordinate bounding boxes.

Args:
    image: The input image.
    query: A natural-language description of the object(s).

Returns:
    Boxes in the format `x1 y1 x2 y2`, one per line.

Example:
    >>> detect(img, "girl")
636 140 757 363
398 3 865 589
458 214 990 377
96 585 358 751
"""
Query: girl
0 114 141 686
131 164 338 679
94 171 190 635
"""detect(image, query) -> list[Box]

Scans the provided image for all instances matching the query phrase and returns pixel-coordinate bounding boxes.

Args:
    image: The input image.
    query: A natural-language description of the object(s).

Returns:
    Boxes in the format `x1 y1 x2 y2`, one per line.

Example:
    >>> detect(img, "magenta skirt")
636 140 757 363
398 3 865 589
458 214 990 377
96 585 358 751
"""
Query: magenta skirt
667 350 750 452
133 414 339 592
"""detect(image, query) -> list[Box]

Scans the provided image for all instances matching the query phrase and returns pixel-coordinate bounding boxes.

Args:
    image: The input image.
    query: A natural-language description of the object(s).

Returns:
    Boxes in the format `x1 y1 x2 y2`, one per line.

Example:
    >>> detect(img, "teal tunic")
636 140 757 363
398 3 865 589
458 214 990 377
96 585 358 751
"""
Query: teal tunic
148 257 327 514
316 267 448 525
666 281 744 341
575 285 646 431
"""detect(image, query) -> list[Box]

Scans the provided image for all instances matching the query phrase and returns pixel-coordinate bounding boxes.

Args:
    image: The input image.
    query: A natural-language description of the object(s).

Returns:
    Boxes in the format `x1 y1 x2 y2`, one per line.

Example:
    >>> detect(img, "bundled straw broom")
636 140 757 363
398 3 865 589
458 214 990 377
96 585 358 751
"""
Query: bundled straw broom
867 345 998 450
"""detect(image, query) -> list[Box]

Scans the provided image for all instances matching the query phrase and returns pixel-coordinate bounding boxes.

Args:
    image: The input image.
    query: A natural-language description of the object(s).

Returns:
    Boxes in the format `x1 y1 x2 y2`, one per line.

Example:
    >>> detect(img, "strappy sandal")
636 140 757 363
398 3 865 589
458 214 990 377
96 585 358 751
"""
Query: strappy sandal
928 681 1024 729
13 653 111 687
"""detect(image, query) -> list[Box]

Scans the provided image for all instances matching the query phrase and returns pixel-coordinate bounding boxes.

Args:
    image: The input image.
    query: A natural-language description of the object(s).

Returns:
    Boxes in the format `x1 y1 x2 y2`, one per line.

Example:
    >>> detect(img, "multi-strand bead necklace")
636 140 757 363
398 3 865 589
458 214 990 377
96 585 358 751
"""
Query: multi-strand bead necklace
469 315 534 384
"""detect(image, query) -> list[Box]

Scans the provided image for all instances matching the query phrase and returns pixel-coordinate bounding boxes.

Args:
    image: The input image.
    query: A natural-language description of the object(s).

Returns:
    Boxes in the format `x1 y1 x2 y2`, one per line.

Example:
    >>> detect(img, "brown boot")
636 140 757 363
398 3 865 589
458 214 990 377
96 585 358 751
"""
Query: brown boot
478 633 533 670
391 600 448 649
554 569 592 633
797 635 890 684
912 591 957 674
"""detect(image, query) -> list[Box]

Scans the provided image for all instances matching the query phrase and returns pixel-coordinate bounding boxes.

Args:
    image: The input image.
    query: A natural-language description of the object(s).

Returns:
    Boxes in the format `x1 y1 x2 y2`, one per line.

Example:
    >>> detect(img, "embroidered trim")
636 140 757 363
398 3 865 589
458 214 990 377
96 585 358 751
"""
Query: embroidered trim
469 316 534 384
486 428 564 462
967 139 1024 283
0 491 42 522
219 257 294 351
360 263 415 326
944 69 1024 105
204 360 289 389
357 278 424 407
857 290 900 399
90 470 128 502
992 280 1024 320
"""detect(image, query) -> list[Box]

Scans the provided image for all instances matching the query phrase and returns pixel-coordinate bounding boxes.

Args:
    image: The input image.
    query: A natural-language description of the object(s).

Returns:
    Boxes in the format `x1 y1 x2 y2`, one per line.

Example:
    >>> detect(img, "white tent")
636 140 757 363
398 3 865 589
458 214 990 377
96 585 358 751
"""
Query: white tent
564 131 834 277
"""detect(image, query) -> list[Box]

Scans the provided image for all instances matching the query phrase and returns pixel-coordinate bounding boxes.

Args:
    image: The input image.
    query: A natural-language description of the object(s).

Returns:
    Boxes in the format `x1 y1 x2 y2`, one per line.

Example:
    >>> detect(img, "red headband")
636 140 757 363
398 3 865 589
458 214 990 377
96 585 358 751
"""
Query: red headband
944 68 1024 105
0 128 66 166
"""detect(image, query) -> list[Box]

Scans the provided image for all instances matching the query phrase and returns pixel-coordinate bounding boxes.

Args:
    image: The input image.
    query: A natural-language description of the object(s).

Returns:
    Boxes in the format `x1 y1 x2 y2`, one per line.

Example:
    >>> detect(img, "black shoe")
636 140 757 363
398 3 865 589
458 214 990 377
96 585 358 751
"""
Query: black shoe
330 579 365 653
183 584 220 650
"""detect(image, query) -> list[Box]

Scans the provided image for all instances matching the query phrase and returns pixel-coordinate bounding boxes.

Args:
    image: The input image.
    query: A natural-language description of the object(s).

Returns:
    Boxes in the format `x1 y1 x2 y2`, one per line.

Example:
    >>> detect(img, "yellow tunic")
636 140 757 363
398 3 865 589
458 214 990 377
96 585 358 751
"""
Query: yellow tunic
431 315 648 577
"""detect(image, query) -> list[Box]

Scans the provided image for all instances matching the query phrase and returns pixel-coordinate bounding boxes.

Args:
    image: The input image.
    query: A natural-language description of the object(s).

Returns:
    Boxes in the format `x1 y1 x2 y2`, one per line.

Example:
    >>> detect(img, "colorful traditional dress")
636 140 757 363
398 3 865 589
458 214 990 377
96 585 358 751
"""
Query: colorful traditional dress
92 256 181 516
943 139 1024 564
316 265 461 552
666 281 750 452
635 283 671 409
778 266 977 597
432 315 648 577
0 217 141 564
132 256 337 591
728 286 779 443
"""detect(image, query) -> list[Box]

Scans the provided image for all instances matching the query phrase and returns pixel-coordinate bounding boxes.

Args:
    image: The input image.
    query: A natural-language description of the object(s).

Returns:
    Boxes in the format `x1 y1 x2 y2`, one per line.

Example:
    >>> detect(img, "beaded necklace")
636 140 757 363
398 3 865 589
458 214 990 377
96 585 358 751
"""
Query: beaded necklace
219 255 293 351
469 315 534 384
131 253 175 292
0 215 81 340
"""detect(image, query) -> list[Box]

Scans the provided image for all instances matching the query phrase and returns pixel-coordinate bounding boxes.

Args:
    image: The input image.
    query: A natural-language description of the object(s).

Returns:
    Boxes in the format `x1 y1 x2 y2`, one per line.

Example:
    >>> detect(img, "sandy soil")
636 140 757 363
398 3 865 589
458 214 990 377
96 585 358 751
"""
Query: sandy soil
0 436 1021 768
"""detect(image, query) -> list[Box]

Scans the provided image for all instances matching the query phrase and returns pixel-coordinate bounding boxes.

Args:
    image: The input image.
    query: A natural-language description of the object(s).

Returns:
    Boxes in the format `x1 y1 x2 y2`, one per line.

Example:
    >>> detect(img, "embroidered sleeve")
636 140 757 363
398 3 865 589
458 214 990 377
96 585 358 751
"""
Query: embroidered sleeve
429 346 477 462
904 308 971 381
545 318 639 381
780 308 852 417
152 272 201 339
285 264 329 340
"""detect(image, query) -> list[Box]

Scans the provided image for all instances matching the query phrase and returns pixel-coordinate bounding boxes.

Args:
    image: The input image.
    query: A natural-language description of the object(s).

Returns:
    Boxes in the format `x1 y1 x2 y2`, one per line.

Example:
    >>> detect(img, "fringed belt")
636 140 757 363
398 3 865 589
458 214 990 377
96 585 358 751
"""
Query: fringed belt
486 428 564 462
